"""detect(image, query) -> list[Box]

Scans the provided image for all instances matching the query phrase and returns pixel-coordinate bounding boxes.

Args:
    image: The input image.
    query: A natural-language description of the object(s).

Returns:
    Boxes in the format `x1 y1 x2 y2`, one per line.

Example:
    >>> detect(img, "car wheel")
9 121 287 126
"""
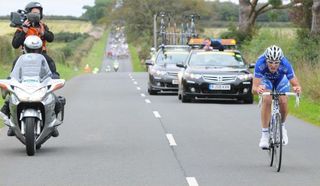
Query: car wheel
148 87 158 95
243 94 253 104
181 92 191 103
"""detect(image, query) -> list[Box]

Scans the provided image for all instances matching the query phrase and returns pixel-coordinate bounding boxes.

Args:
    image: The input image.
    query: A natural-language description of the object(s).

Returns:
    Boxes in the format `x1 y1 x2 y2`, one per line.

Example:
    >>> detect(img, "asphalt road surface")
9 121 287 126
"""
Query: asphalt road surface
0 34 320 185
0 71 320 186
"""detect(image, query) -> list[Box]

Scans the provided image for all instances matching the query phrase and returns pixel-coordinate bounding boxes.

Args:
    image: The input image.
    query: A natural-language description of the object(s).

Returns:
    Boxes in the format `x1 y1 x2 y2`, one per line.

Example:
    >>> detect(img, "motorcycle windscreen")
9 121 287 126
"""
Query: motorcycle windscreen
11 54 52 82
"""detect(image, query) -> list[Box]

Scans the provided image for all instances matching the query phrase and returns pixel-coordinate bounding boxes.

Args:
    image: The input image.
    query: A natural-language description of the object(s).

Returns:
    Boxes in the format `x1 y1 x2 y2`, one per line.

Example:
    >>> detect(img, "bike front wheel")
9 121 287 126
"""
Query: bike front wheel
273 113 282 172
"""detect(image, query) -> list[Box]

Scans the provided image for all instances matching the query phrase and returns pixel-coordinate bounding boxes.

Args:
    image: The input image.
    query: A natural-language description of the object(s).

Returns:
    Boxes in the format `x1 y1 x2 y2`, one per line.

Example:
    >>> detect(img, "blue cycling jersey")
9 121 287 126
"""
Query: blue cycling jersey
254 55 295 83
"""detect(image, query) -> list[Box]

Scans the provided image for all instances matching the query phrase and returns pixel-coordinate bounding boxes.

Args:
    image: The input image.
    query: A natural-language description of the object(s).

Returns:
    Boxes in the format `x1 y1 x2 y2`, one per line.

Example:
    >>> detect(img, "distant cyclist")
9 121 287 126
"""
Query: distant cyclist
252 45 301 149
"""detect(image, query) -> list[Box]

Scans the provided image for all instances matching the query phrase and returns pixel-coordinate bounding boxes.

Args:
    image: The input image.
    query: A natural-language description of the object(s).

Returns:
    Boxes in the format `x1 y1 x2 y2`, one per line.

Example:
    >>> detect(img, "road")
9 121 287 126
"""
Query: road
0 34 320 186
0 71 320 186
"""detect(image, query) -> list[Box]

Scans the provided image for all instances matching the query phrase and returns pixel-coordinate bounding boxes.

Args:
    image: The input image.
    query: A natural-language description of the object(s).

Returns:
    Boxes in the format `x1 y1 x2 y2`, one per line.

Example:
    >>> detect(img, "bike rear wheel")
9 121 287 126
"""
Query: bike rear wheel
273 113 282 172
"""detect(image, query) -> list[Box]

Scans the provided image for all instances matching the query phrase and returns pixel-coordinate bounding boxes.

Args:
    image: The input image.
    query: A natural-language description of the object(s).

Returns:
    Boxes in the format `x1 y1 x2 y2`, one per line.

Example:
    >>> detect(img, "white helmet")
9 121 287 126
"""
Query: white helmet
23 35 43 53
264 45 283 61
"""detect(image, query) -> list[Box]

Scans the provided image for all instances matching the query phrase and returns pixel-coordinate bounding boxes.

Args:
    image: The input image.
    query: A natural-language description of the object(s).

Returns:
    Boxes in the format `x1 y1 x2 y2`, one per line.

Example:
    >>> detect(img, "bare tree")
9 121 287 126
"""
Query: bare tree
238 0 297 37
311 0 320 34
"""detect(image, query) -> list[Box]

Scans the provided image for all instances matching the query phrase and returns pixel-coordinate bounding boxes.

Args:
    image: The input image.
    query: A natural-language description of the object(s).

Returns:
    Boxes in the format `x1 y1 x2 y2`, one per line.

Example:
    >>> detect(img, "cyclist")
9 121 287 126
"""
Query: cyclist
252 45 301 149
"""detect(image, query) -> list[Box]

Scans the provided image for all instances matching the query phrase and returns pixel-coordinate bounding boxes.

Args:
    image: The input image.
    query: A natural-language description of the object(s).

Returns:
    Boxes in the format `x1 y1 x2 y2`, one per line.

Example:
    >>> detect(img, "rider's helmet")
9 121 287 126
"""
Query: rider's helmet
23 35 43 54
264 45 283 61
25 2 43 19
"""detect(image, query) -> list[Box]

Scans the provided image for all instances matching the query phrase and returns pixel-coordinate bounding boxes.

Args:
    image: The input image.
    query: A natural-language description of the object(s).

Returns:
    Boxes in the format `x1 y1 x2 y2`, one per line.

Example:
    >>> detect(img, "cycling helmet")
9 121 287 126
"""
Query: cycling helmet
264 45 283 61
25 2 43 19
23 35 43 53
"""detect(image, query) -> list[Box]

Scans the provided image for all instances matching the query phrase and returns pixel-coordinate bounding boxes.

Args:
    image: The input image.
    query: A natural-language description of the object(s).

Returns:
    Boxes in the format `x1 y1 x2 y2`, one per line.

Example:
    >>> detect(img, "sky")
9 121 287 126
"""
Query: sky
0 0 95 17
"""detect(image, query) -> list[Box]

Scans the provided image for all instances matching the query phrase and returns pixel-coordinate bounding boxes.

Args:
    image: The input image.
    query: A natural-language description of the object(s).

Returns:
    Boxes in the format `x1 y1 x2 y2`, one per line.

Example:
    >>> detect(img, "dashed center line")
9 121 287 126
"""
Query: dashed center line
134 81 138 85
136 87 141 90
145 99 151 104
153 111 161 118
140 93 146 97
186 177 199 186
166 134 177 146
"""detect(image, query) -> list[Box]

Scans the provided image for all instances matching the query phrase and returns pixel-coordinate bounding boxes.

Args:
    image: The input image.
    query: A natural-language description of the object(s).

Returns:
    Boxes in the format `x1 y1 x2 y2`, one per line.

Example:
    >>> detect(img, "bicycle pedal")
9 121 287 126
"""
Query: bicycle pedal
262 147 270 150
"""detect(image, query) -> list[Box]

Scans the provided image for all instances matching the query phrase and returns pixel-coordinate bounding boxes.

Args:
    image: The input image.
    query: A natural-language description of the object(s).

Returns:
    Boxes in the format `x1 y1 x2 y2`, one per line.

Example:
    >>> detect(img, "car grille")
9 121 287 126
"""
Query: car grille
167 72 178 77
203 75 237 83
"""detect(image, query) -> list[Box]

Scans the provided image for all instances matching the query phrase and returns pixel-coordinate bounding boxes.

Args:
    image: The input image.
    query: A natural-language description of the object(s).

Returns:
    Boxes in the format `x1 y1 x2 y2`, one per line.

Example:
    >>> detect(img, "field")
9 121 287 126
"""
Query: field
0 20 92 36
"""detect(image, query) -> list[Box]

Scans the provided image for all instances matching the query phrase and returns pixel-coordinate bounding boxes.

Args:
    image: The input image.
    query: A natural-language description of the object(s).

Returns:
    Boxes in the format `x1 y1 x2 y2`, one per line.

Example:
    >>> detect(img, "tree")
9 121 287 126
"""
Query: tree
311 0 320 35
238 0 298 39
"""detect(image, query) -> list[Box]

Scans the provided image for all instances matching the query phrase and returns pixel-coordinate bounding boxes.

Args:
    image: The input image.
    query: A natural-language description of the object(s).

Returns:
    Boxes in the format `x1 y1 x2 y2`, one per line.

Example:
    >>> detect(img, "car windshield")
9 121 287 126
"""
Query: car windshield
11 54 52 82
156 51 189 65
188 51 245 67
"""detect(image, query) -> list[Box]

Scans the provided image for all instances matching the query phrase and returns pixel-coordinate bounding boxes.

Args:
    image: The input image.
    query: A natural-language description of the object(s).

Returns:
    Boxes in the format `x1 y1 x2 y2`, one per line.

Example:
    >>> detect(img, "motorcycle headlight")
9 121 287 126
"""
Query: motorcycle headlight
185 73 202 80
237 74 253 81
14 87 47 102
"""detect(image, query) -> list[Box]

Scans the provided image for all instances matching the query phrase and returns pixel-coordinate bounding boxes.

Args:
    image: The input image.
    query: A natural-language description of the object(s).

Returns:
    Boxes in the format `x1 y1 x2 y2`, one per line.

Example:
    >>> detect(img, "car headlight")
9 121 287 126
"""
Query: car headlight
185 73 202 80
155 70 167 76
237 74 253 81
150 69 167 76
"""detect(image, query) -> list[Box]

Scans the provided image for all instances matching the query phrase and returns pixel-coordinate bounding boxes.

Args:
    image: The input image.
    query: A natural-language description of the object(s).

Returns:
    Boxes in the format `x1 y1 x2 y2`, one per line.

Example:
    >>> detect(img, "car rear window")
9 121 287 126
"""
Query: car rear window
156 52 189 65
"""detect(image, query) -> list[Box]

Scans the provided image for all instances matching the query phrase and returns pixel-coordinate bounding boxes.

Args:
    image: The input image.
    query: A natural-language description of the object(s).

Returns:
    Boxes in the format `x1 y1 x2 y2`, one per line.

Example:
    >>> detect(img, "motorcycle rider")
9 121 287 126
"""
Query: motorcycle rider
1 36 64 137
11 2 59 78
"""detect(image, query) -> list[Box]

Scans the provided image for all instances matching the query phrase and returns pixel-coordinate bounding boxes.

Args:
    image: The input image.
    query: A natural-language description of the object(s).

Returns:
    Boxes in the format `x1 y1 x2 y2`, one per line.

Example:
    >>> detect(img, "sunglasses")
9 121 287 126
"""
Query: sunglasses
267 60 280 65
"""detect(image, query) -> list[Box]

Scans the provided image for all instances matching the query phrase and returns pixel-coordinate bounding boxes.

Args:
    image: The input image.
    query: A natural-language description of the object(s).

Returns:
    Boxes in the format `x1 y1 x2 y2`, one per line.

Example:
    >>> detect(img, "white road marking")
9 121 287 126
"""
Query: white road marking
136 87 141 90
186 177 199 186
134 81 138 85
132 79 135 81
140 93 146 97
145 99 151 104
153 111 161 118
166 134 177 146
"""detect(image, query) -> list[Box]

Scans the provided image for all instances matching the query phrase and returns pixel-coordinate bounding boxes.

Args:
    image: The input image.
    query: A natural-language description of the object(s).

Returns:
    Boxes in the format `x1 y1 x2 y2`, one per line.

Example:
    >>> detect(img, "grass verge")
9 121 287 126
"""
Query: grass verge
129 44 145 72
81 30 109 70
288 97 320 126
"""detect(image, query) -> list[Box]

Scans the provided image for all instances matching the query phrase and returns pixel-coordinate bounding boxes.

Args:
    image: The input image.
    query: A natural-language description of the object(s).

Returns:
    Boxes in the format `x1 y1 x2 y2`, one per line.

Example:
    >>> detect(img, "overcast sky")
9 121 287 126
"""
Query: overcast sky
0 0 95 17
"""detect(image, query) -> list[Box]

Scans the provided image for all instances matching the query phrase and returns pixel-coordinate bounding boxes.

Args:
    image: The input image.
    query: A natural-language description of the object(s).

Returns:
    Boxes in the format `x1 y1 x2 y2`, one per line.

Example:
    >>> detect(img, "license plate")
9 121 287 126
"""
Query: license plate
209 84 231 90
172 80 178 85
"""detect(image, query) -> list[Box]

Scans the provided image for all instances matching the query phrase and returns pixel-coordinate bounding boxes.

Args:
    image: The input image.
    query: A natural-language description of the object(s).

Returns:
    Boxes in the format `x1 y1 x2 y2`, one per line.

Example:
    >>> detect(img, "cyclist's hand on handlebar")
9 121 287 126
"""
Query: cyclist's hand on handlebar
256 85 266 94
292 86 301 94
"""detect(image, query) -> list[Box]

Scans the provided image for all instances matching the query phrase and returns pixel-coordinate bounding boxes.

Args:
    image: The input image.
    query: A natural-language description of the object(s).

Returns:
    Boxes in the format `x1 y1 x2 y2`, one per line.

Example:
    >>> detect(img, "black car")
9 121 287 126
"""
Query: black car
146 45 190 95
177 49 255 103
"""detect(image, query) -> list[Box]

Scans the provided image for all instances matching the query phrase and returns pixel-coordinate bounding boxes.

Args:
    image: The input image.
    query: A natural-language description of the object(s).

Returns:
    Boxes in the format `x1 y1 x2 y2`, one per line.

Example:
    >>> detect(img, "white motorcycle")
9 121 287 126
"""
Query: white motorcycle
113 60 120 72
0 53 65 156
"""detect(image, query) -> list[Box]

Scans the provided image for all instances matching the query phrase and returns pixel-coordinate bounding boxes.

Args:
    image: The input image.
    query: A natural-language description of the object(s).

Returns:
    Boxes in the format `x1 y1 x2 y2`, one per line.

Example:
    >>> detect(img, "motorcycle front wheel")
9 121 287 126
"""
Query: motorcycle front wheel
25 117 36 156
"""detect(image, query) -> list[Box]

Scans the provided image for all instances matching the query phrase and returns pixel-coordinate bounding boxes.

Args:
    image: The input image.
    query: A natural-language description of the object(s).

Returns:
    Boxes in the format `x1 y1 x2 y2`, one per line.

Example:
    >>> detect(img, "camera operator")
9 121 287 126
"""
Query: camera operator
11 2 59 78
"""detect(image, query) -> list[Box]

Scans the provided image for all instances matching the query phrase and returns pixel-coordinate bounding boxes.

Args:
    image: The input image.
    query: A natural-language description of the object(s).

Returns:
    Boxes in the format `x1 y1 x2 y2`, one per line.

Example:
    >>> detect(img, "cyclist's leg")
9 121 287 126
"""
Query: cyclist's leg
261 79 273 129
275 76 290 145
259 79 273 148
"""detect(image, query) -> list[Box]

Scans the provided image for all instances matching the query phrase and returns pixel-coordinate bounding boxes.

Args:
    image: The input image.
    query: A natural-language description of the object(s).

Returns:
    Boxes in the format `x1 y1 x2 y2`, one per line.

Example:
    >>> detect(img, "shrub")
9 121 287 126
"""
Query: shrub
54 32 89 42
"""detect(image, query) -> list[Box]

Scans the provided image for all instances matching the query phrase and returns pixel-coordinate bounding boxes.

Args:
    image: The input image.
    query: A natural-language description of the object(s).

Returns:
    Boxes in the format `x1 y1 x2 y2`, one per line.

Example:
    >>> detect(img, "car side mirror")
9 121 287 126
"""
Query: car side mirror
145 59 153 66
249 63 255 68
176 62 186 68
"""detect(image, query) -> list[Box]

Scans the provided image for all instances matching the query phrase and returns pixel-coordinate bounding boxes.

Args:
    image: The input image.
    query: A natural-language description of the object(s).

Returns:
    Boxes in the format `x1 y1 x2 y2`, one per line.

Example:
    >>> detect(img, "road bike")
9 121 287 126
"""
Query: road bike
260 90 300 172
